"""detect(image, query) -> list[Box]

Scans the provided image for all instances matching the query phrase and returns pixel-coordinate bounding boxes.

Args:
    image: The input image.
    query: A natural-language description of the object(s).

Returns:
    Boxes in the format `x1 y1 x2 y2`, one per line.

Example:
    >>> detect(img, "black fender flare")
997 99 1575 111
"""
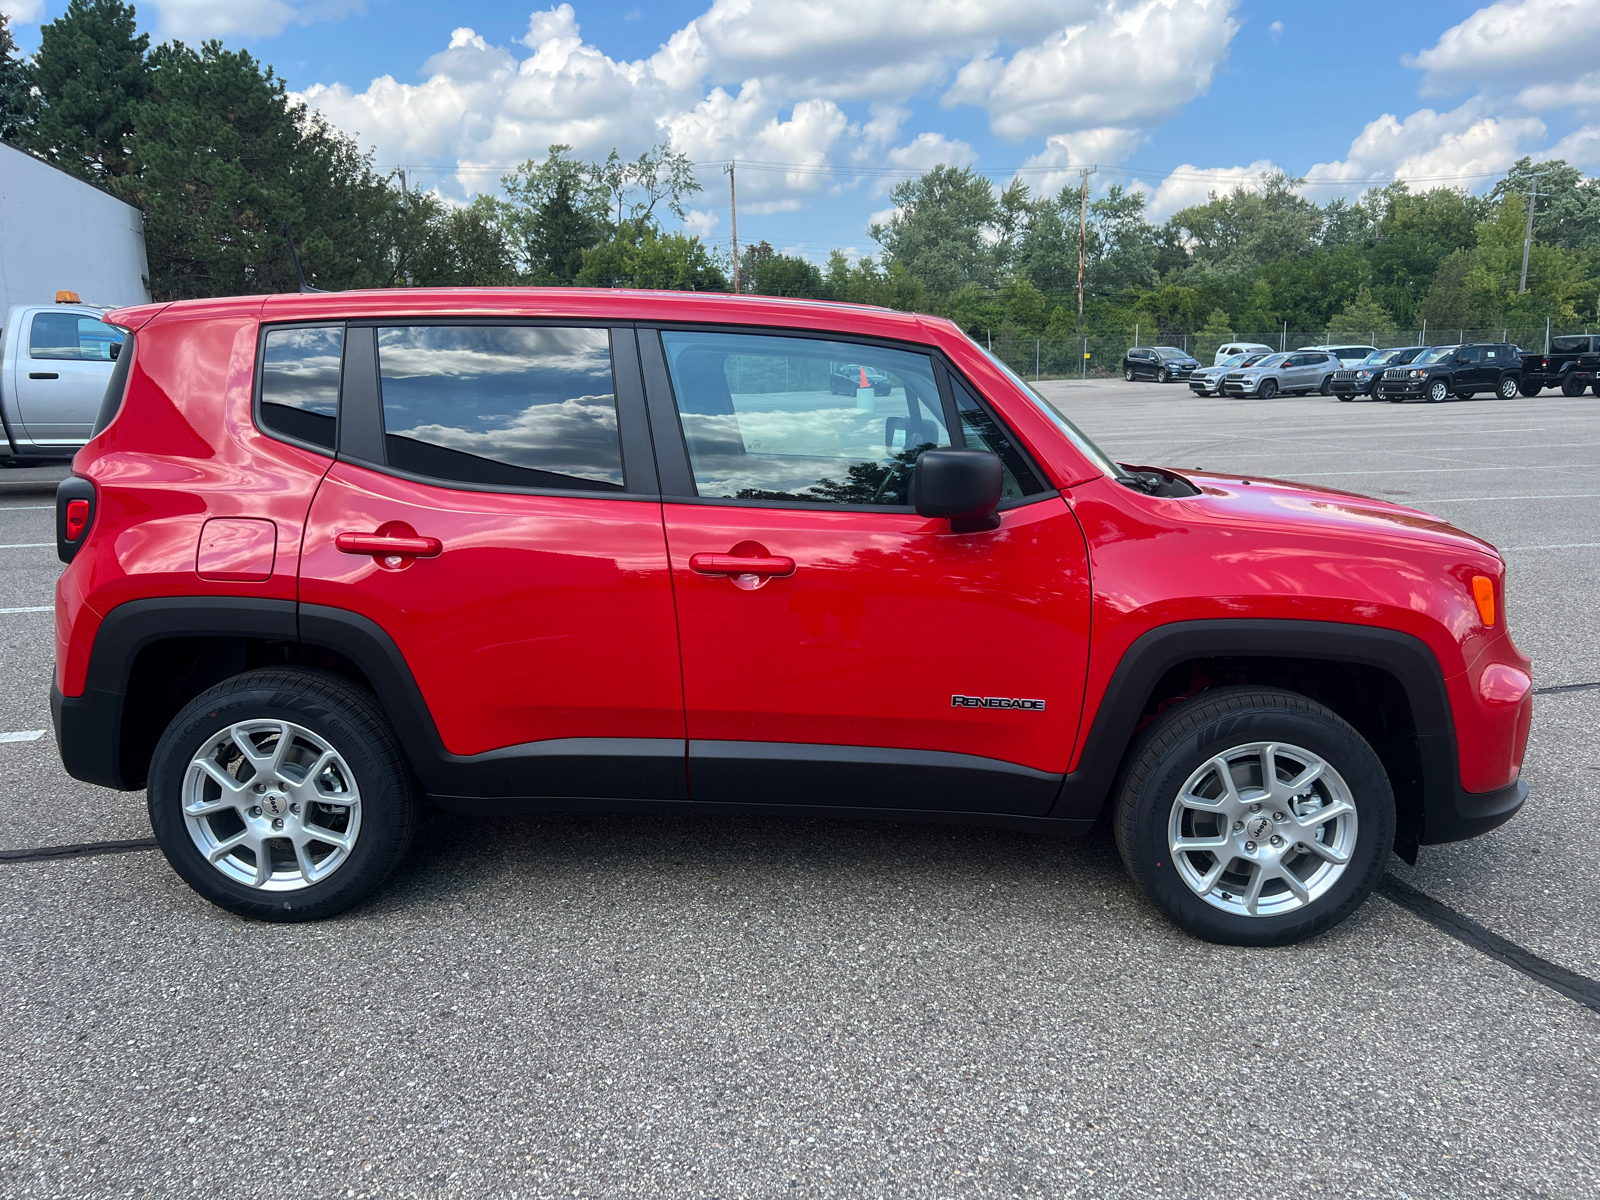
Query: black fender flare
1048 619 1520 845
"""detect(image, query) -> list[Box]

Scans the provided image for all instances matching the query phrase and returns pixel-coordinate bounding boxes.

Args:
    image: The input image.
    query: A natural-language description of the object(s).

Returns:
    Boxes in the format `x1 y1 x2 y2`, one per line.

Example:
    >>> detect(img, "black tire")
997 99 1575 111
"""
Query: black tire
1157 367 1169 383
1124 365 1136 382
1519 381 1541 396
1562 375 1586 397
1389 395 1405 403
1592 382 1600 398
1426 379 1449 403
1319 375 1334 395
1257 378 1278 399
1338 395 1353 402
1497 375 1519 400
148 668 419 921
1113 686 1394 946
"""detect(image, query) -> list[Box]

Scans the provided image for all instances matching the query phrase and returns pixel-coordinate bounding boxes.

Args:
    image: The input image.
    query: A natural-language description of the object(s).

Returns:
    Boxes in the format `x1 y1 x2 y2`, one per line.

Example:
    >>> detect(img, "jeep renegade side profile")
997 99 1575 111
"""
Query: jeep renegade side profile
51 290 1533 945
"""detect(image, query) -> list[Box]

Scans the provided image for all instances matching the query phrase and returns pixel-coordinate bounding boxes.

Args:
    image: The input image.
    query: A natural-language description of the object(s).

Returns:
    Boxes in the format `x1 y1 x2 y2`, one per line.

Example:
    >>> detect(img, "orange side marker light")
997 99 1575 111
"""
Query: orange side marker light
1471 575 1495 626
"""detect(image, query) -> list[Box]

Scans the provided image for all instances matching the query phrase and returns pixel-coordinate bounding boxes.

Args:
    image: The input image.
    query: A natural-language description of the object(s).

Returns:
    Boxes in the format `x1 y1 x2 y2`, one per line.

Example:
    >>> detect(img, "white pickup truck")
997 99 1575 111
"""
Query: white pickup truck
0 300 127 463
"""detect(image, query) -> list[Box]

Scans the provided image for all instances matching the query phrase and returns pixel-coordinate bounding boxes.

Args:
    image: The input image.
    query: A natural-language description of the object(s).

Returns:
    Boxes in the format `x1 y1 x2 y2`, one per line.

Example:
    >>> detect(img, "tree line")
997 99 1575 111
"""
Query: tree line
5 1 1600 350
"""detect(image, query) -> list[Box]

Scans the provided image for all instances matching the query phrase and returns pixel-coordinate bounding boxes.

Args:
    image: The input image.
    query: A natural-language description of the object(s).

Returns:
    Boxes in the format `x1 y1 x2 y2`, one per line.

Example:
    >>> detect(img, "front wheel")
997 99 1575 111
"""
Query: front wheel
1427 379 1449 403
1320 375 1334 396
1113 686 1394 946
1157 367 1169 383
147 668 420 921
1519 381 1541 396
1257 378 1278 399
1498 375 1520 400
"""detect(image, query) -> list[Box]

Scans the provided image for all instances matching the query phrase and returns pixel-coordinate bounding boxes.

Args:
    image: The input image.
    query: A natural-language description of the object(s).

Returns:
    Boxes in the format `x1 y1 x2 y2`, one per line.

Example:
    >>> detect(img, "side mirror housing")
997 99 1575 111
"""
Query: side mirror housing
912 449 1003 533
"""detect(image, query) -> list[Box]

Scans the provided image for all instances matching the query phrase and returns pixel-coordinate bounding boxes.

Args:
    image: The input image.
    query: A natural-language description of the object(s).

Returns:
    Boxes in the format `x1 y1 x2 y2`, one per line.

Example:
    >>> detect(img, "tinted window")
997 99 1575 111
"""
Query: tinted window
30 312 123 361
1457 346 1482 363
660 330 949 505
260 325 343 452
951 377 1046 498
1551 336 1591 353
377 325 623 491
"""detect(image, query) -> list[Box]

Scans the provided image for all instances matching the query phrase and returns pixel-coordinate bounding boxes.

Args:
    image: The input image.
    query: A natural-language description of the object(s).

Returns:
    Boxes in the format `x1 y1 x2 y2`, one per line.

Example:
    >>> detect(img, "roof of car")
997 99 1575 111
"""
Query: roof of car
104 287 959 342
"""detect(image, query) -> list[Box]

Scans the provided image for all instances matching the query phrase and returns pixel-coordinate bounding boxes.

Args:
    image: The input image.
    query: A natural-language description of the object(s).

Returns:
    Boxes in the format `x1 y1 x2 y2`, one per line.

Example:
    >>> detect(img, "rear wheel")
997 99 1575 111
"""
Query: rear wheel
1519 380 1541 396
147 668 419 921
1258 378 1278 399
1113 686 1394 946
1562 375 1586 397
1427 379 1450 403
1498 375 1520 400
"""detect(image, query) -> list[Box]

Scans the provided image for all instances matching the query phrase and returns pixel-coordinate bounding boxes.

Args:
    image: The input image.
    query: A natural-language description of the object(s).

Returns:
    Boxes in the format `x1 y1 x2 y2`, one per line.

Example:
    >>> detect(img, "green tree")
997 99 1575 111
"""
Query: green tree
872 164 1001 293
500 145 609 283
1326 287 1395 342
574 222 726 291
1489 157 1600 252
123 40 404 298
942 282 1002 337
0 12 28 143
999 275 1048 336
1167 171 1321 278
752 251 824 298
408 195 518 286
25 0 151 181
1193 307 1234 361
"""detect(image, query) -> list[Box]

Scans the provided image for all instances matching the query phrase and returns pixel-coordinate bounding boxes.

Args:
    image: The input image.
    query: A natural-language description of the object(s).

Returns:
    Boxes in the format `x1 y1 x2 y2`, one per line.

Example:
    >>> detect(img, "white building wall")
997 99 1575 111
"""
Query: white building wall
0 140 151 313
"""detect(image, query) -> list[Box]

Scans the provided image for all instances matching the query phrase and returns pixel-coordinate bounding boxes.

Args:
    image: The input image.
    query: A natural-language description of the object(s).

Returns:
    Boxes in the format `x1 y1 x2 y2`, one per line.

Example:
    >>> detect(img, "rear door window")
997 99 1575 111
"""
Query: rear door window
376 325 624 491
29 312 124 361
259 325 344 453
659 330 949 505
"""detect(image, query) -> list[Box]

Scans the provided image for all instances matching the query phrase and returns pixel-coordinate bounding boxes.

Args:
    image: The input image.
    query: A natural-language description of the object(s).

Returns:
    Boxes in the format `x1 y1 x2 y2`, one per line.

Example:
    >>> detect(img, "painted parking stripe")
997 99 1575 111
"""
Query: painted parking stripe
0 606 51 614
0 730 46 743
1503 542 1600 551
0 543 53 549
1424 493 1600 503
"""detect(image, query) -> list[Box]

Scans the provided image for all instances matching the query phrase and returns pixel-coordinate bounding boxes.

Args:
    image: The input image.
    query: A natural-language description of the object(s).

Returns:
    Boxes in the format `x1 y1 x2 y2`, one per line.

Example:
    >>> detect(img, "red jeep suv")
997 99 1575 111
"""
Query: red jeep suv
50 290 1533 944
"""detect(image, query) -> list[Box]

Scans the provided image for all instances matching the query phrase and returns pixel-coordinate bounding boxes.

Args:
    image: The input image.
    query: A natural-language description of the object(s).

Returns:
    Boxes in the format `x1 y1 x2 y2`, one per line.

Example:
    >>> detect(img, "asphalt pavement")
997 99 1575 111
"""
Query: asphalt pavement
1 384 1597 1199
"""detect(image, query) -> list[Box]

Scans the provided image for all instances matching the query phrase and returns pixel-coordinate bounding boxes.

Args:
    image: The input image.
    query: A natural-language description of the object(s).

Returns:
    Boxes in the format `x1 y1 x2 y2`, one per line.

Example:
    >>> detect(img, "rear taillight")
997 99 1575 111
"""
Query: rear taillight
55 477 96 564
65 499 89 541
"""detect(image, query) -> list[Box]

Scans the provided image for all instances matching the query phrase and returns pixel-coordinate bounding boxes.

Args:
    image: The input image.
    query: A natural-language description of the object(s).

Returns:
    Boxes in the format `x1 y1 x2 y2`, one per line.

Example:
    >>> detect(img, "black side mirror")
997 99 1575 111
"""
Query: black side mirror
912 449 1003 533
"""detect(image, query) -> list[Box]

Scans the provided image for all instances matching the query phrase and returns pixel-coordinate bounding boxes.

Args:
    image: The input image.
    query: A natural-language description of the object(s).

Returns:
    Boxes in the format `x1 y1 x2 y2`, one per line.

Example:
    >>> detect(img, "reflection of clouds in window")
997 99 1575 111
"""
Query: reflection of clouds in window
377 327 610 383
262 327 342 414
390 394 621 485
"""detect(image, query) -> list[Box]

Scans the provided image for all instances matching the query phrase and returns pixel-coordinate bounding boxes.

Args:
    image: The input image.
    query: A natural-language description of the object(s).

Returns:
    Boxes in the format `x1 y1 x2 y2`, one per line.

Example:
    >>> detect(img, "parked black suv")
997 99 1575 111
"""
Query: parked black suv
1374 343 1522 404
1332 347 1428 401
1123 346 1200 383
1518 335 1600 396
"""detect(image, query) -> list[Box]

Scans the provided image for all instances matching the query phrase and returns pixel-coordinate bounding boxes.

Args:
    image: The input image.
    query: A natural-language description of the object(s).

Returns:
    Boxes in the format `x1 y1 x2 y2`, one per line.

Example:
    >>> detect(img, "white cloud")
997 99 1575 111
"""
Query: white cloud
681 208 720 239
1016 130 1146 198
145 0 361 40
0 0 44 24
1141 159 1280 219
1406 0 1600 96
1268 19 1283 40
1542 123 1600 164
1302 103 1545 195
944 0 1240 140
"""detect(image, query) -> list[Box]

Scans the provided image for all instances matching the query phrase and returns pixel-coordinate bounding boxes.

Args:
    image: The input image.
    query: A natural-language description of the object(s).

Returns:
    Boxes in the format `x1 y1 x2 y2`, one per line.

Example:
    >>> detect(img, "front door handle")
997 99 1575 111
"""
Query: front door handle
336 532 442 557
29 372 59 380
689 553 795 578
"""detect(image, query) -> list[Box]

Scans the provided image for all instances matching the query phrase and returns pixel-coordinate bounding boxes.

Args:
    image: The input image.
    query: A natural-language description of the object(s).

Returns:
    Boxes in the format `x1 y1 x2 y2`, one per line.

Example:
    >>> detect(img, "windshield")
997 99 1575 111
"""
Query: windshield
1362 349 1404 366
1153 347 1189 360
1249 354 1288 369
1415 346 1457 365
979 347 1124 480
1216 354 1248 368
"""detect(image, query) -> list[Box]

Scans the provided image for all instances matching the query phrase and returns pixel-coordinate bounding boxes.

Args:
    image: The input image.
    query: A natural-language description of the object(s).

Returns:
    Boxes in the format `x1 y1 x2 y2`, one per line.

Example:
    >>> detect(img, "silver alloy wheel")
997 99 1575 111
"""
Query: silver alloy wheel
1167 740 1358 918
1498 376 1518 399
182 719 362 891
1428 379 1449 402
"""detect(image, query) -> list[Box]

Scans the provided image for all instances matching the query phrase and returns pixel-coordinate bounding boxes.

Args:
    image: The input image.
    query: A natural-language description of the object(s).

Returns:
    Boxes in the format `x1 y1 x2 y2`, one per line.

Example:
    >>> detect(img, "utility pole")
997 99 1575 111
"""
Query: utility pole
1076 165 1098 319
1520 170 1550 294
725 161 740 293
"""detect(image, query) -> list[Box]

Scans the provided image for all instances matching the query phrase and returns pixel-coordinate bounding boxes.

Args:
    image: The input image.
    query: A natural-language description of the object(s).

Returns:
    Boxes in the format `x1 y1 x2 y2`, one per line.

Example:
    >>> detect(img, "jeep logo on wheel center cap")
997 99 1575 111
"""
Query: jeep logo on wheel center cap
1246 815 1273 841
262 792 290 818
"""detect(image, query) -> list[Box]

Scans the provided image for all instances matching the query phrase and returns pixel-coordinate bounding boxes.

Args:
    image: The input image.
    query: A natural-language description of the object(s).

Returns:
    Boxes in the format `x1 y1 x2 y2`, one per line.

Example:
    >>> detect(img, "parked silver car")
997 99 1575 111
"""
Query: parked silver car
1189 352 1270 396
1 301 125 461
1220 349 1344 398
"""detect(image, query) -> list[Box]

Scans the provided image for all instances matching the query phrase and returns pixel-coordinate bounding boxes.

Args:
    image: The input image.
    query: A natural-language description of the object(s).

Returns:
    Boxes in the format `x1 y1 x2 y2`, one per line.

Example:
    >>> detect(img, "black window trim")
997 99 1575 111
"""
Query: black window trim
314 317 660 500
636 320 1058 515
252 318 347 459
933 360 1053 502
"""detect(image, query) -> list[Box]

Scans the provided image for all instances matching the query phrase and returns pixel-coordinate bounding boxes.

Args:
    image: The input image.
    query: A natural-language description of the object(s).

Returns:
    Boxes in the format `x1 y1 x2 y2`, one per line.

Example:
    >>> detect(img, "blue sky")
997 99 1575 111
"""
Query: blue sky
8 0 1598 262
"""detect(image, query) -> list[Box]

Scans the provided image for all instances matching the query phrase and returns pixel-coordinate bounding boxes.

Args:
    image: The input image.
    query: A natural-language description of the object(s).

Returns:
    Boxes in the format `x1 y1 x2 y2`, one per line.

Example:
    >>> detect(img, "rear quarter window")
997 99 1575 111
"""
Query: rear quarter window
259 325 344 453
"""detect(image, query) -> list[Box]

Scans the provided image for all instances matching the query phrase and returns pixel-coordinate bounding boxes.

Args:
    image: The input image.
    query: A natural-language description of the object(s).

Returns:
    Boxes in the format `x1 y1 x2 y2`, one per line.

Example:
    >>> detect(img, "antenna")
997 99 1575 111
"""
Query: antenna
282 222 325 293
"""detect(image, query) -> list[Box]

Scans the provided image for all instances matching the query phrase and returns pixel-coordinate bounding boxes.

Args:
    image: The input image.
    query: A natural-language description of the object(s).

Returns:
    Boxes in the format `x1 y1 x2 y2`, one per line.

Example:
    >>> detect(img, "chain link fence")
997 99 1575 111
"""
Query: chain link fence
978 323 1599 382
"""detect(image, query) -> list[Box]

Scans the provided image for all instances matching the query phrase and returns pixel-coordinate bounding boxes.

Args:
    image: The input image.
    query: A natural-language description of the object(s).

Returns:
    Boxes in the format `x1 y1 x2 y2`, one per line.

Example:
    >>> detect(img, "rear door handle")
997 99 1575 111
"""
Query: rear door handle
29 372 59 380
335 532 442 557
689 553 795 578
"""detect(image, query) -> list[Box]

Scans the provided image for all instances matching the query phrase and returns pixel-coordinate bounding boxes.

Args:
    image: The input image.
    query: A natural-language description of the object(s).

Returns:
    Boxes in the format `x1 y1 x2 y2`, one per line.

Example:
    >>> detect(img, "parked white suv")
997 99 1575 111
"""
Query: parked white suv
1299 343 1378 366
1213 341 1274 366
0 299 125 462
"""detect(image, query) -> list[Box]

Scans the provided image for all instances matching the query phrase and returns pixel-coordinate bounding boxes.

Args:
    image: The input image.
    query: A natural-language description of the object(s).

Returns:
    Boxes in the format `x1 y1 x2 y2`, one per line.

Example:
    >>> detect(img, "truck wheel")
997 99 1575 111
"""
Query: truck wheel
1497 376 1519 400
1519 381 1541 396
147 668 419 922
1257 378 1278 399
1427 379 1449 403
1562 375 1585 397
1113 686 1393 946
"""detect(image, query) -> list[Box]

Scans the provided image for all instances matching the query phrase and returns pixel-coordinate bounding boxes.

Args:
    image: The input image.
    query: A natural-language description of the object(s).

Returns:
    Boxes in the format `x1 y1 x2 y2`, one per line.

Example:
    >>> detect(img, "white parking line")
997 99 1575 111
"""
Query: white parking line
1425 493 1600 503
0 505 53 510
0 730 46 743
0 543 53 549
1503 542 1600 551
0 606 51 614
